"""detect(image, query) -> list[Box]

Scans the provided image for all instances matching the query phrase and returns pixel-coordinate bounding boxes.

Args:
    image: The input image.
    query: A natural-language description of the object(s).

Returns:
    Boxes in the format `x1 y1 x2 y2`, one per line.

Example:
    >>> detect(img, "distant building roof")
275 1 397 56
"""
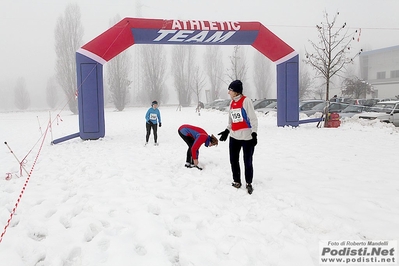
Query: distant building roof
361 45 399 56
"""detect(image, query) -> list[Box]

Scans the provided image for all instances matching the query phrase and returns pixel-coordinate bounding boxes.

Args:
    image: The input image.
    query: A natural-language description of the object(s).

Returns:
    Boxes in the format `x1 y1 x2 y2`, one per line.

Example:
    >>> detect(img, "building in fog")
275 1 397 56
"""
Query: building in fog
359 45 399 99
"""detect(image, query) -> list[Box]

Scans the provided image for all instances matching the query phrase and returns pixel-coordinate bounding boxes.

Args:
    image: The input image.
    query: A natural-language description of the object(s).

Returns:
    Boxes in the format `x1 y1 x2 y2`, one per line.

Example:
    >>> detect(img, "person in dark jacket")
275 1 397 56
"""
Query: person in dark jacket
178 124 218 168
145 100 162 146
218 80 258 194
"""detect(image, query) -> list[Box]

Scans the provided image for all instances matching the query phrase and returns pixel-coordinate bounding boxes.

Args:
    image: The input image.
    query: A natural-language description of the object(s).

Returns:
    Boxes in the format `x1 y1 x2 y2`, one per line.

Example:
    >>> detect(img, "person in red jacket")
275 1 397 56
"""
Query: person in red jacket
178 124 218 168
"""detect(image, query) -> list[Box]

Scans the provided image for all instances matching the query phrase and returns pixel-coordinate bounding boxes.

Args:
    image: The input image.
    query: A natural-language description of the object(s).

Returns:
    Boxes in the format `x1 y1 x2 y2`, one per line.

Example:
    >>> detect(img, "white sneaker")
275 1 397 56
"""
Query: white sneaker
154 142 159 146
184 162 194 168
144 142 148 146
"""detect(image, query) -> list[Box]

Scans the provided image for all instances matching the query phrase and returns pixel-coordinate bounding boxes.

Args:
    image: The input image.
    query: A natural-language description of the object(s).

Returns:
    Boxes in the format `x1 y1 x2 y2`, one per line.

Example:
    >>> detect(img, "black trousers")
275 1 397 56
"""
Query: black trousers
229 137 255 184
178 130 194 164
146 122 158 143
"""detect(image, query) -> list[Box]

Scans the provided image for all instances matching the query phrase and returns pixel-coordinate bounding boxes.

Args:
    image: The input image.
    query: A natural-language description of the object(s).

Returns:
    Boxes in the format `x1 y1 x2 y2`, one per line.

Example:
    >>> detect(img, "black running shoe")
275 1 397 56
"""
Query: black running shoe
232 182 242 189
246 183 254 194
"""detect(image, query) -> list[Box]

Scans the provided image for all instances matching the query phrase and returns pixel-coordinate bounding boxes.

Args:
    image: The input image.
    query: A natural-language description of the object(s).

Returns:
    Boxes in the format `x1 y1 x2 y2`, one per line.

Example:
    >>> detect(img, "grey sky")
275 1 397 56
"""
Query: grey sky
1 0 398 105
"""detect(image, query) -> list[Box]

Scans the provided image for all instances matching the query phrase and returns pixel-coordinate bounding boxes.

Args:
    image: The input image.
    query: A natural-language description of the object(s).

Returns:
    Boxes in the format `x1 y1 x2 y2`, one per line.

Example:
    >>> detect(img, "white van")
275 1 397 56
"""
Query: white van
354 100 399 126
389 102 399 126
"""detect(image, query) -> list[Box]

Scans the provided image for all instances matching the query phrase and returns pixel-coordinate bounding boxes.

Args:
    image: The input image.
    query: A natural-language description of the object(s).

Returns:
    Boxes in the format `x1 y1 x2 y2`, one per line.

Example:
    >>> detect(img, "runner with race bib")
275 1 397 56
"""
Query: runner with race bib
145 100 162 146
218 80 258 194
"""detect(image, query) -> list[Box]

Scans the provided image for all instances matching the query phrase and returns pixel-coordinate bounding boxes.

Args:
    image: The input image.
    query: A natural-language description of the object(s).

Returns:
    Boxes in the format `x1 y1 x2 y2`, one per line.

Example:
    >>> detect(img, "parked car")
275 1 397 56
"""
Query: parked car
256 102 277 114
339 105 371 118
353 100 399 125
215 99 232 112
389 104 399 126
360 98 395 107
299 100 326 111
336 97 353 104
253 98 277 110
347 99 367 105
255 99 324 115
204 99 227 109
301 102 349 117
363 98 380 107
381 98 398 102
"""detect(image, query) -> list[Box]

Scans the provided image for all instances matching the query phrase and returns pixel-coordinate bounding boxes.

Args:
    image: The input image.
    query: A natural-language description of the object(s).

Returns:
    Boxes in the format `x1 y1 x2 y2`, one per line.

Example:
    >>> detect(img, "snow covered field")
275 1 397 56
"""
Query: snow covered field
1 106 398 265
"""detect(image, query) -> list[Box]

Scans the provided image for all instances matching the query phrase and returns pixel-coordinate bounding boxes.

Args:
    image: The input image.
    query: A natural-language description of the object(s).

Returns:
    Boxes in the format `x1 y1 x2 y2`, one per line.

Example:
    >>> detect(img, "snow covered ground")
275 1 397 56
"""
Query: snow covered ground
1 106 398 266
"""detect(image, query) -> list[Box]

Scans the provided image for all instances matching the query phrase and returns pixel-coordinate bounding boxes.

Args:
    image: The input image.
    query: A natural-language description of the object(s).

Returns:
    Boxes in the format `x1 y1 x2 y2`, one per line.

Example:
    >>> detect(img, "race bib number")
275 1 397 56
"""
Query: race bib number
230 108 243 123
150 113 158 120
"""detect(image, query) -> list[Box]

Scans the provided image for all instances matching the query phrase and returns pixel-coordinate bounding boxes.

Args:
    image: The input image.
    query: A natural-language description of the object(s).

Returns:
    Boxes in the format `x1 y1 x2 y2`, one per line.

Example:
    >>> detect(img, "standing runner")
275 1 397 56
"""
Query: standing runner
218 80 258 194
145 100 162 146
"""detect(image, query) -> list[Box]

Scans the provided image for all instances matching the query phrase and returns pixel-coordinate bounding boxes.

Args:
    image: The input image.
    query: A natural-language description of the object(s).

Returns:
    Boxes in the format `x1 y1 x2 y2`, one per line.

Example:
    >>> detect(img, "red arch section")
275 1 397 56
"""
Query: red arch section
80 18 295 63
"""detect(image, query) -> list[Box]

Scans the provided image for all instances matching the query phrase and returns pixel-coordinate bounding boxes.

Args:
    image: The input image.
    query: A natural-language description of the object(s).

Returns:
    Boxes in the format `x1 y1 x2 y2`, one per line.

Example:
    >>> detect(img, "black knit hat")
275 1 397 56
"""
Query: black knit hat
152 100 158 106
228 80 243 94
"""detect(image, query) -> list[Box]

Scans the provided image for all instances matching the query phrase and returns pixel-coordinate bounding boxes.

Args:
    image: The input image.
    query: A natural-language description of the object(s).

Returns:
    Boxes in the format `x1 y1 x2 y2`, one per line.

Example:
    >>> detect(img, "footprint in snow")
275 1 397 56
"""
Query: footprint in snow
97 238 110 252
135 244 147 256
27 224 47 241
163 242 180 264
168 227 182 238
45 208 57 218
147 204 161 215
59 215 71 229
84 223 101 242
63 247 82 266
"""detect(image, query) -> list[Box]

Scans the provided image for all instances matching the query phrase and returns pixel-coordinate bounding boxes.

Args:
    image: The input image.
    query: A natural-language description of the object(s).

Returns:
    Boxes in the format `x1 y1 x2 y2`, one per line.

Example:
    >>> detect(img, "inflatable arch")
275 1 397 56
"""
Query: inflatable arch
53 18 301 144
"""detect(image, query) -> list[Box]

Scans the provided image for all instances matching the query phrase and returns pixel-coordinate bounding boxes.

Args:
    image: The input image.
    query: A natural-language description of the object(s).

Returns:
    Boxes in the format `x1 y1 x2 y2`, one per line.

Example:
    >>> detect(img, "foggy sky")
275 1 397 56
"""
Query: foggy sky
1 0 398 108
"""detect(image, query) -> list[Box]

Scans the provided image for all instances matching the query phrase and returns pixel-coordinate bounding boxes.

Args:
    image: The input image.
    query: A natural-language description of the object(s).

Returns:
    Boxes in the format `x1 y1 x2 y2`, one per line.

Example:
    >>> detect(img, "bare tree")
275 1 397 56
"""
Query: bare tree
172 45 196 107
106 15 132 111
191 65 206 105
54 3 83 114
304 11 361 102
299 64 314 100
227 46 248 82
253 51 273 99
203 46 224 101
341 76 373 98
46 76 59 109
313 85 325 100
14 77 30 110
107 50 132 110
140 45 168 104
